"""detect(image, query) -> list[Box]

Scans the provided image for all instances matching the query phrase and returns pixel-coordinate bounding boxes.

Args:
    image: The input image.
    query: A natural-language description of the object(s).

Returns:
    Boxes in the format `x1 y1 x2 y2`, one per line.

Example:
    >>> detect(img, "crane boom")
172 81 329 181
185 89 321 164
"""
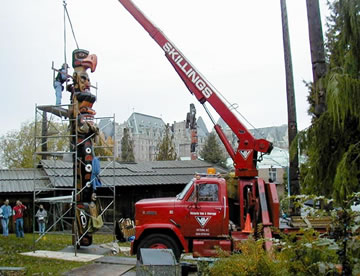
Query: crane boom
118 0 273 177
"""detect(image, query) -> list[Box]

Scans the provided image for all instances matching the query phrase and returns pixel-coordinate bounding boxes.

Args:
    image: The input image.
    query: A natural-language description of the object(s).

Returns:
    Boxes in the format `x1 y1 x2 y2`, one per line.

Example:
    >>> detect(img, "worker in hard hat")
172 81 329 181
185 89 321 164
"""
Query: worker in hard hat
54 63 69 105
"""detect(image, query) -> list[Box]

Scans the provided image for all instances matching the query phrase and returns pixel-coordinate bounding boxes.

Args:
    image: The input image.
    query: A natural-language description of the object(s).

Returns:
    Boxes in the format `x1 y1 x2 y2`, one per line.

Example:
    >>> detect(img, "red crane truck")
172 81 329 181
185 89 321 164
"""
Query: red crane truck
117 0 280 260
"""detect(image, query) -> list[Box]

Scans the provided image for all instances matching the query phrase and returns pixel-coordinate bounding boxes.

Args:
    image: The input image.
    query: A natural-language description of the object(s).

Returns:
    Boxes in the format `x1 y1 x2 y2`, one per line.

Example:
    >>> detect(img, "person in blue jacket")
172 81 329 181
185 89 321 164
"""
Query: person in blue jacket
0 199 12 236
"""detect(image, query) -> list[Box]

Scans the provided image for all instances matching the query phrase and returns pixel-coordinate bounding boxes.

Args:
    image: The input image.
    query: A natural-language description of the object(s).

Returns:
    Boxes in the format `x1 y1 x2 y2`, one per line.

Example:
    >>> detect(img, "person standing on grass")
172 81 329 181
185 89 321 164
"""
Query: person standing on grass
0 199 12 236
35 204 47 235
13 200 26 238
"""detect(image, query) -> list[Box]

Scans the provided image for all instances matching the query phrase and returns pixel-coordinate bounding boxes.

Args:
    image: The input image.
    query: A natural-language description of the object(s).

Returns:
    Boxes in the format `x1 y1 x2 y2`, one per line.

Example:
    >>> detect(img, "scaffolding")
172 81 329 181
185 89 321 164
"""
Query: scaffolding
32 104 116 255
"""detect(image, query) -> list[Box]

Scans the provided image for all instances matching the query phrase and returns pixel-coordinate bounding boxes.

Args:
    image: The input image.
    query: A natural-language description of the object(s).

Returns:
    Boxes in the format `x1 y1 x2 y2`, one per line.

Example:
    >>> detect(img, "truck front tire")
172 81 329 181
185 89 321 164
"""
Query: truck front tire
137 233 181 261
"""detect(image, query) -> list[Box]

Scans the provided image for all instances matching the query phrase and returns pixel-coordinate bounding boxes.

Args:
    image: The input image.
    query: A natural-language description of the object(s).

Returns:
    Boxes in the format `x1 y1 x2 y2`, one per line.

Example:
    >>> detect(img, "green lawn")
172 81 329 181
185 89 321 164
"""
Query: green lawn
0 233 128 275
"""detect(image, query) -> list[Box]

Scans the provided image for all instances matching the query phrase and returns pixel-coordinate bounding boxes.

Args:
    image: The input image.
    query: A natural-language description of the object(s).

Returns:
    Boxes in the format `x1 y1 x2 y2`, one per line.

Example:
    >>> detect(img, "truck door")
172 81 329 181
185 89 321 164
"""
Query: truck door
178 182 227 238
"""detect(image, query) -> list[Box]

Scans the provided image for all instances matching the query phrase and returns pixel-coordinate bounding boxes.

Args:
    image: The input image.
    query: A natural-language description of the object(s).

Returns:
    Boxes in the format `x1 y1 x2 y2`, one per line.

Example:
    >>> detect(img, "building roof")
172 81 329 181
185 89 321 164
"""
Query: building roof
216 117 229 130
0 168 49 192
250 125 288 149
257 147 289 169
127 112 166 134
41 159 227 188
0 160 228 193
216 118 289 149
98 118 115 139
226 147 290 169
196 116 209 137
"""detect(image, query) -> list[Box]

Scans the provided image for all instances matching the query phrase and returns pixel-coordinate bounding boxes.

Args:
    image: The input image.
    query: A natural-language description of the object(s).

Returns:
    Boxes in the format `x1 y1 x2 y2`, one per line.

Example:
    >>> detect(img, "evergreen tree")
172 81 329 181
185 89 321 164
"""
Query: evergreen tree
156 124 177 161
121 128 135 162
298 0 360 203
200 132 227 168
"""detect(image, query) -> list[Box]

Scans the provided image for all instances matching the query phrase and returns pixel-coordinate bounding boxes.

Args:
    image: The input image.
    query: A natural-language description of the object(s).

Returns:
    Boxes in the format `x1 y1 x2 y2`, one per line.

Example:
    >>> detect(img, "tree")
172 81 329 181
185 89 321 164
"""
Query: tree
298 0 360 203
156 124 177 161
200 132 227 168
0 122 35 168
0 120 69 168
94 131 115 160
120 128 135 162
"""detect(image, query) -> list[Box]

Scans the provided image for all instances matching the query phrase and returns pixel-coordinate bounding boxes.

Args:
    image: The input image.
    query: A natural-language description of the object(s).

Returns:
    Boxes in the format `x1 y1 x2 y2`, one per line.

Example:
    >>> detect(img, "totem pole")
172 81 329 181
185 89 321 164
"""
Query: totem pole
186 104 198 160
69 49 102 247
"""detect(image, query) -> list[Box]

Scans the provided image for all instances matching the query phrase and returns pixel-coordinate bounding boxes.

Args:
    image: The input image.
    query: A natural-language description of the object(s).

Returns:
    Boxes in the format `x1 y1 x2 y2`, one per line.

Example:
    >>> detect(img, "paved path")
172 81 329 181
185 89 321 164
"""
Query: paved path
63 255 137 275
63 263 134 276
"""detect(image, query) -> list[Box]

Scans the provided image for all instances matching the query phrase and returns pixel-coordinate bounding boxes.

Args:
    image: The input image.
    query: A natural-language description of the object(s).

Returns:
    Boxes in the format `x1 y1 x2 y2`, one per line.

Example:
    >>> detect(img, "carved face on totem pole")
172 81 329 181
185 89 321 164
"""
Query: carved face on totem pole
71 49 98 123
72 49 97 92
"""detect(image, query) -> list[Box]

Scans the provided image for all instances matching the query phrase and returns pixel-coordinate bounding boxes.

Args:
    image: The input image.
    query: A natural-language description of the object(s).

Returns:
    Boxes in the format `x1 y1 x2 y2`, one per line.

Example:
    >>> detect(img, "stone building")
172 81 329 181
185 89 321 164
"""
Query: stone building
115 112 210 161
116 112 166 161
217 118 289 151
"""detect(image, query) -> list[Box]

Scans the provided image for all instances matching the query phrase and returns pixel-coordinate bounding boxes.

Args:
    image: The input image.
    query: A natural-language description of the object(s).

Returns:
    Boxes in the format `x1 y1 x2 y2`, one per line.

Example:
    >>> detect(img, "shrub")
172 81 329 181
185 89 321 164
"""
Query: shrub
209 238 287 276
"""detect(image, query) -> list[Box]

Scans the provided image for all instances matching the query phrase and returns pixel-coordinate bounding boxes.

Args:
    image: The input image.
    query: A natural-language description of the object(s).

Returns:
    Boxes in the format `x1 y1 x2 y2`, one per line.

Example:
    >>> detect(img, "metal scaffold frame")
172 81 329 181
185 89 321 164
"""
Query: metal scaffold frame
32 104 117 255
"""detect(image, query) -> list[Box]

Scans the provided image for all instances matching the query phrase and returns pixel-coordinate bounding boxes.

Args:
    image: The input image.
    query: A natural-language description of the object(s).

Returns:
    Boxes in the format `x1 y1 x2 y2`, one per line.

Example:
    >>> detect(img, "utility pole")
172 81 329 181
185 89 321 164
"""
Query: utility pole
306 0 327 116
280 0 300 198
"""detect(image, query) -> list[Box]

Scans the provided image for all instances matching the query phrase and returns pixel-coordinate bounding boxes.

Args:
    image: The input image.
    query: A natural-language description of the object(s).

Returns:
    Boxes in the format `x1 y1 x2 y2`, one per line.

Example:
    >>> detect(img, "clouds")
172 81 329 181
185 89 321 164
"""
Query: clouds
0 0 329 136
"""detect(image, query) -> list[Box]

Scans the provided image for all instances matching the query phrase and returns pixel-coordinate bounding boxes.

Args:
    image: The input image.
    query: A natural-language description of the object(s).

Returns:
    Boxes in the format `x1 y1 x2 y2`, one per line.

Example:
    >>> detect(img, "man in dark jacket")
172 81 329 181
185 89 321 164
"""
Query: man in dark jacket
54 63 69 105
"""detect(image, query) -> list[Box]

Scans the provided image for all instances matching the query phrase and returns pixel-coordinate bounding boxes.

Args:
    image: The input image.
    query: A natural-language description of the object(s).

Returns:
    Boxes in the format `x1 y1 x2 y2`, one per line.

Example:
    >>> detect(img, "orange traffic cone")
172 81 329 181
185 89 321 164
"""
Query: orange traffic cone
242 213 253 233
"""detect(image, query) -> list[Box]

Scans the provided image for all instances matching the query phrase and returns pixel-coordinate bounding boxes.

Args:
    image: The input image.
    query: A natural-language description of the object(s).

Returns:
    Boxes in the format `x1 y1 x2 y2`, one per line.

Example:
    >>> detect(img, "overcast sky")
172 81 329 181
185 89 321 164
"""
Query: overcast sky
0 0 329 136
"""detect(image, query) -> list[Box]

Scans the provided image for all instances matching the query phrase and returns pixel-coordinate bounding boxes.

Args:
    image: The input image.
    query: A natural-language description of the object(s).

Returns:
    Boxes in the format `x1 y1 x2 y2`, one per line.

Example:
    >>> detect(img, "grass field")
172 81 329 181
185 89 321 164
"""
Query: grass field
0 233 126 275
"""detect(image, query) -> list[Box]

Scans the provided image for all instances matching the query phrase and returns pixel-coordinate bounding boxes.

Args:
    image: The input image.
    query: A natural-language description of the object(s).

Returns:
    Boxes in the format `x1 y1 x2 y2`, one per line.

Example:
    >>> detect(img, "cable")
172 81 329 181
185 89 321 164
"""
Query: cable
63 0 67 65
64 2 80 49
203 73 266 138
187 57 266 139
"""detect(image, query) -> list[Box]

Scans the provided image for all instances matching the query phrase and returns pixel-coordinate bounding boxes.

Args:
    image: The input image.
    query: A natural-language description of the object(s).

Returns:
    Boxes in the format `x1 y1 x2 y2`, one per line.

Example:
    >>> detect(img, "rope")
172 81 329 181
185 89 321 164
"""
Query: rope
63 0 67 65
64 1 80 49
62 0 79 67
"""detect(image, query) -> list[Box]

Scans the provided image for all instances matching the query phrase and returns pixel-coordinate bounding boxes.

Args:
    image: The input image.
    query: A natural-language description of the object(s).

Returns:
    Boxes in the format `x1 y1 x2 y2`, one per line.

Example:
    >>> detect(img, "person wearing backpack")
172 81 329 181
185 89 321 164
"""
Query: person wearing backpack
54 63 69 105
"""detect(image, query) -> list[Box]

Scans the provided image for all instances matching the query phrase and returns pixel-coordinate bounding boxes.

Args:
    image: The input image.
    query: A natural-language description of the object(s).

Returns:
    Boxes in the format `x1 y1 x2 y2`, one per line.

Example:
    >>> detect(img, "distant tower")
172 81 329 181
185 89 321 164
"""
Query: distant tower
186 104 198 160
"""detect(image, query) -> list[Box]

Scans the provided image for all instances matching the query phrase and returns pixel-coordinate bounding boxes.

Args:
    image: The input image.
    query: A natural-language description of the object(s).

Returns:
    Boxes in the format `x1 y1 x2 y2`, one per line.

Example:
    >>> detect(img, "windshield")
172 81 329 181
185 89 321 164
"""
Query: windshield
176 179 194 200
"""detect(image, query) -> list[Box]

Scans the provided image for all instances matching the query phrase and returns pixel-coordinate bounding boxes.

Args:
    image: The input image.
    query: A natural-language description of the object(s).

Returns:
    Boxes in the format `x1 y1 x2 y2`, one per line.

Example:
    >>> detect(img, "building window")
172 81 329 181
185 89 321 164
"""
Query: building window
269 167 277 182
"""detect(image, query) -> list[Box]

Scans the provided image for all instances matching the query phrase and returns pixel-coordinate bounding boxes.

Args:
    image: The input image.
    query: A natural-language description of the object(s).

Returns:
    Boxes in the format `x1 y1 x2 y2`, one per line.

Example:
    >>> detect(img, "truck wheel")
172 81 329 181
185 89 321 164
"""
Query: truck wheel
137 233 181 261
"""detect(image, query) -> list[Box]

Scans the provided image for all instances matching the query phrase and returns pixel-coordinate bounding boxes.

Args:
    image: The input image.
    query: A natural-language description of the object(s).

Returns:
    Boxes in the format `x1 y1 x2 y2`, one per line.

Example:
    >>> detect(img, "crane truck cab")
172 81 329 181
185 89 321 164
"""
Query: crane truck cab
131 168 280 260
132 168 271 260
132 169 231 260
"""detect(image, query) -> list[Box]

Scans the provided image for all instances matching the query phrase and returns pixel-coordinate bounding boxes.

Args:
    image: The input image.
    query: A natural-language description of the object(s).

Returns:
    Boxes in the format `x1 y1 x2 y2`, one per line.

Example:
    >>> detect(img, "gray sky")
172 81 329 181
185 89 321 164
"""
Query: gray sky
0 0 329 136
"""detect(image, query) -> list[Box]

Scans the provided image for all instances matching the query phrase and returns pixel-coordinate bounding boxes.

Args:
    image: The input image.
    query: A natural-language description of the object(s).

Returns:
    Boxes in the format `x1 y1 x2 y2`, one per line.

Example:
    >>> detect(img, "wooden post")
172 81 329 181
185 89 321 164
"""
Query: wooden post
280 0 300 198
306 0 327 115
